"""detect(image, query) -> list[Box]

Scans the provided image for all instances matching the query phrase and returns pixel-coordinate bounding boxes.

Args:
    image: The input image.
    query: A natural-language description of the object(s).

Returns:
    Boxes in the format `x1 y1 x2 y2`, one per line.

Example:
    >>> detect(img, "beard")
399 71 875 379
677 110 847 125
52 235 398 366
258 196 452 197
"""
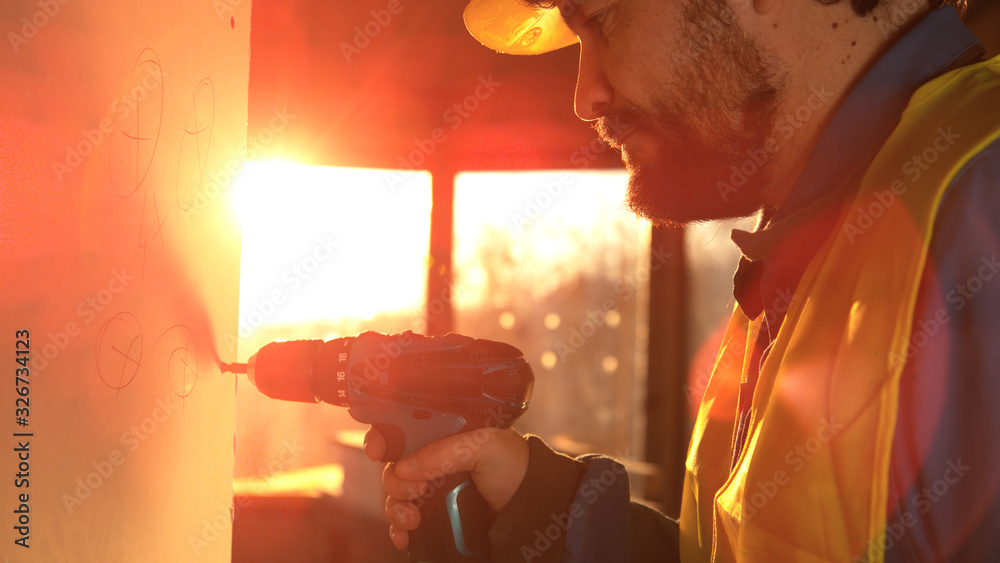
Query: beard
596 0 787 226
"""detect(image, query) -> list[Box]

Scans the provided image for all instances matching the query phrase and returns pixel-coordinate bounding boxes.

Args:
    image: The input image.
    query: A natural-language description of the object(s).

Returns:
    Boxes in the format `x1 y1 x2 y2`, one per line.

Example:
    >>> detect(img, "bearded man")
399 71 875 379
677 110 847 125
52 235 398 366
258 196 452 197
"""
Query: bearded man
366 0 1000 560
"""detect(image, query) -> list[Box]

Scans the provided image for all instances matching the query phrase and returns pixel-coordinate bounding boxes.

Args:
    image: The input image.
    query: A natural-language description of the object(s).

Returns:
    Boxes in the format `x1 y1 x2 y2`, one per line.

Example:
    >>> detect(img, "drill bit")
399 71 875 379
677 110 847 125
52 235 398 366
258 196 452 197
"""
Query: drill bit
221 362 248 374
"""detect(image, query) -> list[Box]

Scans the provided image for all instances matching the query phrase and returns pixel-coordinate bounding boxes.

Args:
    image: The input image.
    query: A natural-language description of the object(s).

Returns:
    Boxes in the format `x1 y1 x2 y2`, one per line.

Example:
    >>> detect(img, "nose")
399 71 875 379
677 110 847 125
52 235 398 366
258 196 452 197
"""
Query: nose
574 41 613 121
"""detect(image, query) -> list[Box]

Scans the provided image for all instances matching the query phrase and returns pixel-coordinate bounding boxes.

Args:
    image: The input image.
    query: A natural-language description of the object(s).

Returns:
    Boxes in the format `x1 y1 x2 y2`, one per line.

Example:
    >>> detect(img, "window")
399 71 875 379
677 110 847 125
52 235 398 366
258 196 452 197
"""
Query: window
453 169 651 460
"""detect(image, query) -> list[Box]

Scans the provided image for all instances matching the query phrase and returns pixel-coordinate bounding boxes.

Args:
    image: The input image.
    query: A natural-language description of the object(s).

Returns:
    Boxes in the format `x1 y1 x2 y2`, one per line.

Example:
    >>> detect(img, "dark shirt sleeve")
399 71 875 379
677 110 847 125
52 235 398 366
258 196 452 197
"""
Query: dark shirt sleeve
886 137 1000 562
488 435 590 562
488 435 679 562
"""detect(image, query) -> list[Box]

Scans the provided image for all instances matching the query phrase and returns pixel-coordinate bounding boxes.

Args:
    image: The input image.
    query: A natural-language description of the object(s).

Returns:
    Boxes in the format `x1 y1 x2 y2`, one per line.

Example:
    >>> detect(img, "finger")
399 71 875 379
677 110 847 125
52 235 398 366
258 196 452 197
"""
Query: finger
386 497 421 531
363 428 385 462
389 525 409 551
393 428 529 513
392 428 494 481
382 463 430 501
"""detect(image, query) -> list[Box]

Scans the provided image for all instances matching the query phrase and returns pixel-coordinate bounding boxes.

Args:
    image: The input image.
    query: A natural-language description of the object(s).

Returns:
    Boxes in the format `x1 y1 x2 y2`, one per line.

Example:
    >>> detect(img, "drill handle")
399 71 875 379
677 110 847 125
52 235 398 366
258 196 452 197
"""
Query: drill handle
408 471 491 563
361 404 468 461
367 417 494 562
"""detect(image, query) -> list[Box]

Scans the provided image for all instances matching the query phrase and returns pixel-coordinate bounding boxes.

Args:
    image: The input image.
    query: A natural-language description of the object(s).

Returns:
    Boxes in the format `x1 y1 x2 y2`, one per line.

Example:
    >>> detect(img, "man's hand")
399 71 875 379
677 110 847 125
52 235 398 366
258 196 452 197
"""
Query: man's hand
363 427 530 551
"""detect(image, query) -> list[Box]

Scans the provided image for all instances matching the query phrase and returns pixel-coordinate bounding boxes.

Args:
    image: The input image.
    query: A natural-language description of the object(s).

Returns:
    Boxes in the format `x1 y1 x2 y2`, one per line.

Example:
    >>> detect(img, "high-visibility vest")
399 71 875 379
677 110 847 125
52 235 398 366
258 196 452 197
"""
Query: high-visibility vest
679 56 1000 562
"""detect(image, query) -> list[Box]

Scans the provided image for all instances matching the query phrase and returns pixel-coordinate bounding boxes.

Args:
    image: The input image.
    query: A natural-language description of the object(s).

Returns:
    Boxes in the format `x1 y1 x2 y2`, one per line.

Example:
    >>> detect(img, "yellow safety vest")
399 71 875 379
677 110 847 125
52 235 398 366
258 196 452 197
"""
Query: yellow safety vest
680 56 1000 562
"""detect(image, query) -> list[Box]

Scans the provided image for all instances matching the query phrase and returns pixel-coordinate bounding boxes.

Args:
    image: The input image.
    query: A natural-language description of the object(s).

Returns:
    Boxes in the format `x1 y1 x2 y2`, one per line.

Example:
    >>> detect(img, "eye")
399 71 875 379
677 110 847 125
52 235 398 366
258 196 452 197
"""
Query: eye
559 0 616 36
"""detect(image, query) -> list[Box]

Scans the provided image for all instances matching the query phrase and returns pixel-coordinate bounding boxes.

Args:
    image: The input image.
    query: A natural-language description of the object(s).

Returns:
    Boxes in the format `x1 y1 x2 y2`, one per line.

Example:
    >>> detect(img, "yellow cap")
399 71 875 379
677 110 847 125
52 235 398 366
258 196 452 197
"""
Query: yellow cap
463 0 579 55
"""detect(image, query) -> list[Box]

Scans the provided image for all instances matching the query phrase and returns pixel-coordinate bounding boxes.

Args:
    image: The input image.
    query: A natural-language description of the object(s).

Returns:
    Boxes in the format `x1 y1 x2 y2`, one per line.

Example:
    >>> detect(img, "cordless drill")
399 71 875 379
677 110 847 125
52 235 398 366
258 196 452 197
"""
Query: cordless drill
224 330 534 563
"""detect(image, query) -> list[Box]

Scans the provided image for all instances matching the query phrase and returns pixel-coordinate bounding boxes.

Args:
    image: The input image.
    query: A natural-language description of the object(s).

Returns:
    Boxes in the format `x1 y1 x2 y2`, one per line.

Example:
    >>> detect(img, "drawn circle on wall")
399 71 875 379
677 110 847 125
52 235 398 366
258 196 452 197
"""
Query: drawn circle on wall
158 324 199 397
95 312 143 390
109 48 165 198
175 78 216 211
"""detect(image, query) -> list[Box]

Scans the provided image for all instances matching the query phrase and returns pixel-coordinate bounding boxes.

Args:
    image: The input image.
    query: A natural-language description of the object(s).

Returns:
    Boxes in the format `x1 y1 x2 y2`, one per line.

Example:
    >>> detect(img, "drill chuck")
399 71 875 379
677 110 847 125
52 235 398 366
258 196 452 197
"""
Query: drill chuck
246 337 355 406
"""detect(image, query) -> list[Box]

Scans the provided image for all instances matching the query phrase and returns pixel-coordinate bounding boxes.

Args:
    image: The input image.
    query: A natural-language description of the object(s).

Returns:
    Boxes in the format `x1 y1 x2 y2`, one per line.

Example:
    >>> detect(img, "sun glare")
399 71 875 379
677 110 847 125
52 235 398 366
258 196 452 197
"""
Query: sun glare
233 161 432 332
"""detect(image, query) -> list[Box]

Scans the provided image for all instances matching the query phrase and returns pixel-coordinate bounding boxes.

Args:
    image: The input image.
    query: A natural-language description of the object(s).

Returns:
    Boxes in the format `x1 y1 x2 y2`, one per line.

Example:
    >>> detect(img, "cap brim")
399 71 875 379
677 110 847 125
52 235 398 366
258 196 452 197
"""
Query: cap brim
464 0 579 55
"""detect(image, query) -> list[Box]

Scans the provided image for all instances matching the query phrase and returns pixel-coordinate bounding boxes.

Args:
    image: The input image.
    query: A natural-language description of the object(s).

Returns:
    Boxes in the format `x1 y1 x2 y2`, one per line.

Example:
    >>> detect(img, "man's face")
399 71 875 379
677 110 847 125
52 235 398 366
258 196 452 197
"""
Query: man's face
562 0 787 226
